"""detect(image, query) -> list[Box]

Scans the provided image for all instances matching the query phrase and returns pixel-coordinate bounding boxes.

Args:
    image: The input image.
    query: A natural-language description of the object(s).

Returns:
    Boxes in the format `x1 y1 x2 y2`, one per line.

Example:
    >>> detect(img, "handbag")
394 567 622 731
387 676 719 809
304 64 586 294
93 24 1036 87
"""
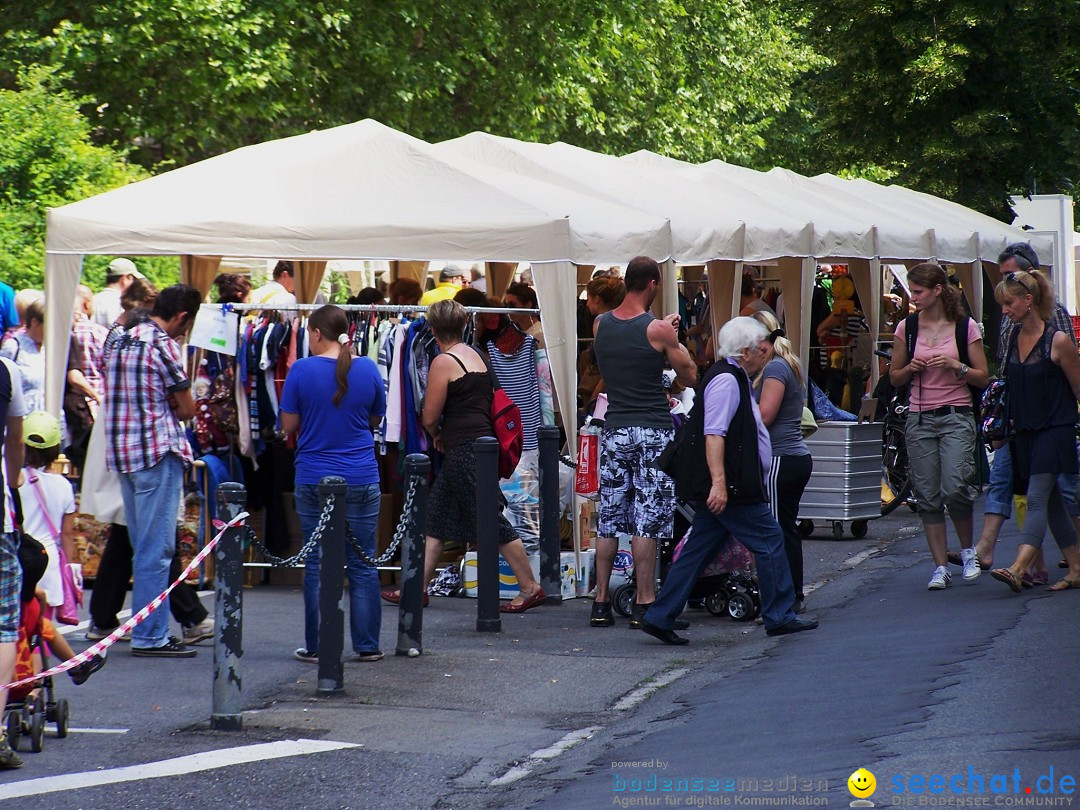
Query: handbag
979 378 1011 443
28 469 82 625
800 406 818 438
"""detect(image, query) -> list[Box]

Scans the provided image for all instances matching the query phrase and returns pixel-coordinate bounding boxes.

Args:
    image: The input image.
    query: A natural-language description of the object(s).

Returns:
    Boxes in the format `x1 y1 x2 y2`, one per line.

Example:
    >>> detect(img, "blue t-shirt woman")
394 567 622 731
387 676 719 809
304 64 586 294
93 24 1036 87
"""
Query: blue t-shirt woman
281 305 386 662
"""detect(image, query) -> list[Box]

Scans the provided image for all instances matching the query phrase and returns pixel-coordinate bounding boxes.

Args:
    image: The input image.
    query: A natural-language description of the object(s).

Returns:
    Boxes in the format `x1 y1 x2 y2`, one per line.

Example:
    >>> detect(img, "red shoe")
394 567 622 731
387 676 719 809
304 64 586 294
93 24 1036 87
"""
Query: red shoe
381 589 429 607
499 588 547 614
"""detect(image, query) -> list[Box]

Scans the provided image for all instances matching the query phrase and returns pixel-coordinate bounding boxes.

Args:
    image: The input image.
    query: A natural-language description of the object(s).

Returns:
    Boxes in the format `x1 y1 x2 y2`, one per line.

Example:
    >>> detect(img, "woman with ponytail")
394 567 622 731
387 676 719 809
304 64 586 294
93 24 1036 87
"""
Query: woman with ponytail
987 265 1080 593
890 263 989 590
753 311 813 612
280 305 386 662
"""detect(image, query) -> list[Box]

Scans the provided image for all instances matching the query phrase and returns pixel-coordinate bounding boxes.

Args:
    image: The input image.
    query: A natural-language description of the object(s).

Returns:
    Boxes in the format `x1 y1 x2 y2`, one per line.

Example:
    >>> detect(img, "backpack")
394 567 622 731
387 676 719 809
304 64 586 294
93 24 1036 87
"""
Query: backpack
488 374 524 480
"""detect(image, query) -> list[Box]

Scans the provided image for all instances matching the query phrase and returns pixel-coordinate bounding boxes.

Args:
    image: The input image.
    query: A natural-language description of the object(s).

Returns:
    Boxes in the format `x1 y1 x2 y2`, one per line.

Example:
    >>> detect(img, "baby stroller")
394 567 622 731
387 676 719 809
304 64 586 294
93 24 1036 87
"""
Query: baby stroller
5 596 71 753
611 501 762 622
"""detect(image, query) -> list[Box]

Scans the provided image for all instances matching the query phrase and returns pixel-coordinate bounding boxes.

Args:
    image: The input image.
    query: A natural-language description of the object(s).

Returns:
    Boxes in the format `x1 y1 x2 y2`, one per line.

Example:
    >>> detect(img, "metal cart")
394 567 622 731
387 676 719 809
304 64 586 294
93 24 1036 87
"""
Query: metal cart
797 421 882 539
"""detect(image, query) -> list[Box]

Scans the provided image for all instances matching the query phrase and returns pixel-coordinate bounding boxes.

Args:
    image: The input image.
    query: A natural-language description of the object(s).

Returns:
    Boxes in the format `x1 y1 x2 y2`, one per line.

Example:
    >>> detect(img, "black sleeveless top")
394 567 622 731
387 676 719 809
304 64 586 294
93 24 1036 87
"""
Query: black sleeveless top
440 354 494 450
592 311 669 430
1006 324 1078 488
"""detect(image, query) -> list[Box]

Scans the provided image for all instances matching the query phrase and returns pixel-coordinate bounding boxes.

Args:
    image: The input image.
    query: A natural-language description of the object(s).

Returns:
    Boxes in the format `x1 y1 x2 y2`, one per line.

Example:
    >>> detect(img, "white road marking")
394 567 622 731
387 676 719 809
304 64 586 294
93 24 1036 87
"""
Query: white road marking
611 667 690 712
64 727 130 734
491 666 690 787
0 738 360 800
490 726 603 786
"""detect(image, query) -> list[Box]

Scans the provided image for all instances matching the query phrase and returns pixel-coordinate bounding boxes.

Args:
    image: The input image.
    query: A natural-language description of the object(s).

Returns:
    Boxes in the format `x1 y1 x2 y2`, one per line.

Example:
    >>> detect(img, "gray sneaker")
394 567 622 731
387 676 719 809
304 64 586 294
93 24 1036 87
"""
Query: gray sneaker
86 623 131 642
182 617 215 645
0 734 23 769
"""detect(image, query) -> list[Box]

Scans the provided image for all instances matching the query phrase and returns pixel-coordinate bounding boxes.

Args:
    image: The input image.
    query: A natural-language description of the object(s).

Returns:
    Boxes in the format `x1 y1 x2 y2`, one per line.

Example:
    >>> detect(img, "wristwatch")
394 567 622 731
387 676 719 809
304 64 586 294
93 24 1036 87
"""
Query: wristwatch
957 363 969 377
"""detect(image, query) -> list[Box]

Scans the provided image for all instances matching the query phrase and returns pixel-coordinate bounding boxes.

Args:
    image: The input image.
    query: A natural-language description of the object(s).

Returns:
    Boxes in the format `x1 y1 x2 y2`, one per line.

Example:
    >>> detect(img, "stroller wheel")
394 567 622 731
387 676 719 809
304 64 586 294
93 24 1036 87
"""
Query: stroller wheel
29 705 44 753
612 583 635 618
55 699 70 738
727 591 757 622
704 590 728 617
6 708 20 751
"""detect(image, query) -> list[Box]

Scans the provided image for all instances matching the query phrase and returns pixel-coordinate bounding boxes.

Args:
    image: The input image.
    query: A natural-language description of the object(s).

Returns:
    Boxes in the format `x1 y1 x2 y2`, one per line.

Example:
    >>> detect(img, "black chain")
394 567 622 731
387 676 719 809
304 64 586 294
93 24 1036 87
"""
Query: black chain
245 495 332 567
345 477 417 566
559 454 578 469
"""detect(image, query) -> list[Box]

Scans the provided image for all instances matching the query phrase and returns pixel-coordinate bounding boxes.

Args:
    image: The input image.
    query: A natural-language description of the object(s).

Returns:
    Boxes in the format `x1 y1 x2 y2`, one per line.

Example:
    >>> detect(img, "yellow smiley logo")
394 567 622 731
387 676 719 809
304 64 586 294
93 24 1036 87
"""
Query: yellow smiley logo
848 768 876 798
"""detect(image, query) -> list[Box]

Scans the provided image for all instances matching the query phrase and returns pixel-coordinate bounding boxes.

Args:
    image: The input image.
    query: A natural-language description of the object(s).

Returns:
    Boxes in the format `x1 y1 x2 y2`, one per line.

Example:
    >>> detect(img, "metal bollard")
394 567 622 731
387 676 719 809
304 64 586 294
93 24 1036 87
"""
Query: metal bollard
396 453 430 657
212 483 246 731
537 425 563 605
474 436 502 633
317 476 348 695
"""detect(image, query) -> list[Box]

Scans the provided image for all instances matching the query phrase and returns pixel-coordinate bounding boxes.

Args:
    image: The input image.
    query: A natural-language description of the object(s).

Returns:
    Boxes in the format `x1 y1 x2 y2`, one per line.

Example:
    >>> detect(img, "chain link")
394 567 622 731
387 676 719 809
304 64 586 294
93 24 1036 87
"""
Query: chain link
245 494 333 567
346 475 417 566
559 453 578 469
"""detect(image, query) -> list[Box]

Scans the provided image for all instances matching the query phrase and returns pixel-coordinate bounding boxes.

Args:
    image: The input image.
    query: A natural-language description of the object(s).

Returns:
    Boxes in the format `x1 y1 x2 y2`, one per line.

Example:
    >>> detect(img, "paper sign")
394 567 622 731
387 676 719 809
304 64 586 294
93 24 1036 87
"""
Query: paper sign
189 305 239 356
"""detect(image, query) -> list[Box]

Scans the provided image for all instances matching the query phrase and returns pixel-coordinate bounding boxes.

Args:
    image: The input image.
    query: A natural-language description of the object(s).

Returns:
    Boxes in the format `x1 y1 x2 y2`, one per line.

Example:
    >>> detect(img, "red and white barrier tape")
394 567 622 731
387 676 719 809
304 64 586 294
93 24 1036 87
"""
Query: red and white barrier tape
2 511 249 693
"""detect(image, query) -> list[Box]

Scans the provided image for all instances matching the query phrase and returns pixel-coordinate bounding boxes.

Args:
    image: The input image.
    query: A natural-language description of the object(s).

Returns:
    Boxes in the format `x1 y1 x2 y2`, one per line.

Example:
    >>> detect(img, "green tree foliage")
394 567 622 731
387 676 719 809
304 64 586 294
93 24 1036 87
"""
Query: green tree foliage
782 0 1080 219
0 68 176 292
0 1 818 168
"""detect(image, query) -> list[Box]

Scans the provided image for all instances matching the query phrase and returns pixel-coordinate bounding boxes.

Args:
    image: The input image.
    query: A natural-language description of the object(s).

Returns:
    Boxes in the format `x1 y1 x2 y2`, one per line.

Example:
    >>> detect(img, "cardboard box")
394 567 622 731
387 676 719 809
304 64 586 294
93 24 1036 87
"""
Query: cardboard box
462 549 595 600
607 534 635 590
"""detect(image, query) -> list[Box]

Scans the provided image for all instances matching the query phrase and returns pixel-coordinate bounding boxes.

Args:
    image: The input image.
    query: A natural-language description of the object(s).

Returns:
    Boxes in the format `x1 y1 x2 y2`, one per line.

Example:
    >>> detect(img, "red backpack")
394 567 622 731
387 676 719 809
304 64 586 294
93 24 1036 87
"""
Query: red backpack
486 365 524 480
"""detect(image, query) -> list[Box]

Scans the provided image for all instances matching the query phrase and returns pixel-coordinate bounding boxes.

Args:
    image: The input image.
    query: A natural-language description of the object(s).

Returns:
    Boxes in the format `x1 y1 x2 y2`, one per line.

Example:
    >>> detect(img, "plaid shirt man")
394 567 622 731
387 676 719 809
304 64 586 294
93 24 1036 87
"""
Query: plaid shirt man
70 314 108 418
104 318 193 474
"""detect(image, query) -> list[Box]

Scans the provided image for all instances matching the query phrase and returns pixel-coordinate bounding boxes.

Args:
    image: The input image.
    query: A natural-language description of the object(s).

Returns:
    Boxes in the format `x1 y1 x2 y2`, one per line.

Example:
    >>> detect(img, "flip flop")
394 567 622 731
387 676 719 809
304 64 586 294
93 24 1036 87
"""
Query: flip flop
990 568 1023 594
1048 577 1080 592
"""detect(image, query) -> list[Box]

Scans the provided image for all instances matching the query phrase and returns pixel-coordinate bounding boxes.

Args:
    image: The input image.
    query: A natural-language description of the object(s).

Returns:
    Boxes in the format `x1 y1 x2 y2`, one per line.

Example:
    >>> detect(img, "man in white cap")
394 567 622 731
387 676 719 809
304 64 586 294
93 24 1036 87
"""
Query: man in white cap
92 258 145 326
419 264 470 306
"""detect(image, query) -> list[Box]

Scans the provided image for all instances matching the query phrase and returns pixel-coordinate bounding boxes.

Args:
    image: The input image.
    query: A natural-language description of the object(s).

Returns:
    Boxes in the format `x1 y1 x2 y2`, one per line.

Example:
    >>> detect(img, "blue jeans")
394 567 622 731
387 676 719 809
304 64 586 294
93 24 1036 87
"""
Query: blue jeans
296 483 382 655
984 442 1080 518
645 500 796 631
119 454 184 648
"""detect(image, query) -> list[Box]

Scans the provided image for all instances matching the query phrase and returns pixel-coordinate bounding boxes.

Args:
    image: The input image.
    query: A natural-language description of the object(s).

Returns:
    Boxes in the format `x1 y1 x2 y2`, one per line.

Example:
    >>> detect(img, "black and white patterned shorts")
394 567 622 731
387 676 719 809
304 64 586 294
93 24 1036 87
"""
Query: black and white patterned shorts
426 444 518 546
598 426 675 540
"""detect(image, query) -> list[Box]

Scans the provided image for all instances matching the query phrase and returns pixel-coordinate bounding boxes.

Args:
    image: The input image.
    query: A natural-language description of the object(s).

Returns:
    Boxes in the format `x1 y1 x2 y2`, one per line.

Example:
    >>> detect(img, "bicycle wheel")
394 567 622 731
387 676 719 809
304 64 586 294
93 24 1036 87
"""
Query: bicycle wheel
880 426 912 516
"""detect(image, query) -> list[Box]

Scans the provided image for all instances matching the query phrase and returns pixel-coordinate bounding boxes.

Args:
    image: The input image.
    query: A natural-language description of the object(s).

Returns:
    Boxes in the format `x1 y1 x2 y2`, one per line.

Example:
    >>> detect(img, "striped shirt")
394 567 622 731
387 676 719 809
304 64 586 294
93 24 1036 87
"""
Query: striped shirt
104 318 193 474
487 334 541 451
69 315 108 417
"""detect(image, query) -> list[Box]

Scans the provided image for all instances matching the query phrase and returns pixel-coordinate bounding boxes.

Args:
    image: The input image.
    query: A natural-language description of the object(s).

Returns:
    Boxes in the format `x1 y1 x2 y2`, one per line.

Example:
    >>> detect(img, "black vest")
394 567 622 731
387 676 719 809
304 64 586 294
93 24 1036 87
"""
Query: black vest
668 359 767 505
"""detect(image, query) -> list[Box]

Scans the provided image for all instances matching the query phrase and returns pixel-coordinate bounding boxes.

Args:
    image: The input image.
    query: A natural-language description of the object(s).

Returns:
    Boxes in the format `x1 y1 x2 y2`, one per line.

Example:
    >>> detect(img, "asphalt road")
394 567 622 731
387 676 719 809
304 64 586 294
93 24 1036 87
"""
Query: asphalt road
515 520 1080 810
7 503 1076 809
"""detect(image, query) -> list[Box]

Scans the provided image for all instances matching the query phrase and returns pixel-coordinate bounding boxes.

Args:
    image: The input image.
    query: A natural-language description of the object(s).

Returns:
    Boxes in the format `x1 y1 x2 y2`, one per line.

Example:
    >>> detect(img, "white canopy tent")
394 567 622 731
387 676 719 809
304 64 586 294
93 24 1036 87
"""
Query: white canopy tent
436 132 820 371
43 119 678 446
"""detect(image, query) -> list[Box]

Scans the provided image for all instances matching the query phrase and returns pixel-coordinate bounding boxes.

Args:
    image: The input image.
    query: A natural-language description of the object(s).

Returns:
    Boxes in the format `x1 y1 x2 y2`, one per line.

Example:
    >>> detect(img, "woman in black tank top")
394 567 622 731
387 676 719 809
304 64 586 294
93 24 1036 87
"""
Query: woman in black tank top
380 300 547 613
989 270 1080 593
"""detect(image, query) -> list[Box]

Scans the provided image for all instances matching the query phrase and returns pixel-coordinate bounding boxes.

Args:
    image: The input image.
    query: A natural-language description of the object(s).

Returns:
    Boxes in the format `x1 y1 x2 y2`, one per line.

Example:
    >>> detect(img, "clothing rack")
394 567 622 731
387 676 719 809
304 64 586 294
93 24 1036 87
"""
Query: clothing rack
220 302 539 316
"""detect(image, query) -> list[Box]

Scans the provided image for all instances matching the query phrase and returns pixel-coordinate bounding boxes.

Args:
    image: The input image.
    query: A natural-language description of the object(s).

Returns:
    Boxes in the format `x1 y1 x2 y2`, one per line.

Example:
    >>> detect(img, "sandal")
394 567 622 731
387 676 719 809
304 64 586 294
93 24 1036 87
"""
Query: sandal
381 589 429 608
1031 570 1049 587
1048 577 1080 592
990 568 1023 594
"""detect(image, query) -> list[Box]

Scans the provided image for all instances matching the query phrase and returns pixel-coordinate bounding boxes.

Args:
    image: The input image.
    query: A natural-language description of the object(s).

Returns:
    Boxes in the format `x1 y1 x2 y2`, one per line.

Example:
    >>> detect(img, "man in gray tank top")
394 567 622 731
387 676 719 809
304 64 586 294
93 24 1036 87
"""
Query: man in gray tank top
590 256 697 629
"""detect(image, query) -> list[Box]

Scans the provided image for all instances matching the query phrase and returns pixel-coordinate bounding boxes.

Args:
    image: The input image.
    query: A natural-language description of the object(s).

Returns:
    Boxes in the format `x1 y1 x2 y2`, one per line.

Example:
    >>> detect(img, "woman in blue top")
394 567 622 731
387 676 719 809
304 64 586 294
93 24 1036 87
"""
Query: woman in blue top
281 305 386 663
753 311 813 613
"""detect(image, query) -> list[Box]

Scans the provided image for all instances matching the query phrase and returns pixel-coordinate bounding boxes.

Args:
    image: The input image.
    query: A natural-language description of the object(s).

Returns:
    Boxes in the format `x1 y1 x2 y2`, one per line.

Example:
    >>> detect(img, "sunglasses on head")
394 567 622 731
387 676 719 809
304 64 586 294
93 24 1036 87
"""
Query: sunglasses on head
1006 271 1033 295
1001 245 1034 271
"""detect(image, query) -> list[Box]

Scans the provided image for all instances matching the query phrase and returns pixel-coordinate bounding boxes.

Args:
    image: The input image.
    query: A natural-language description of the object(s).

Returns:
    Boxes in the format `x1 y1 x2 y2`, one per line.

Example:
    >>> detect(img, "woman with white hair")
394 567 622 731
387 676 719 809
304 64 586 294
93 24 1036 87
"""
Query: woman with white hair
642 317 816 644
752 311 812 613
